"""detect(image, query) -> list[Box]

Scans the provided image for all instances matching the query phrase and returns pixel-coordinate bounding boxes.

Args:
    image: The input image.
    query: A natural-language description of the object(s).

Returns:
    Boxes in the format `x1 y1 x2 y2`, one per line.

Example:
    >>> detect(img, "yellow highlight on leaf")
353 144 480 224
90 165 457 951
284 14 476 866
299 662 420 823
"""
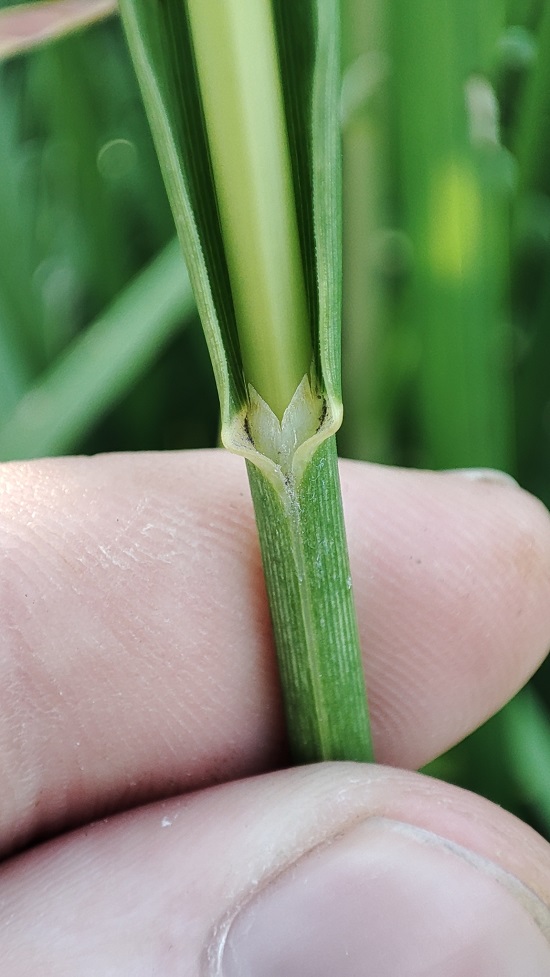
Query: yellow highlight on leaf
428 162 481 281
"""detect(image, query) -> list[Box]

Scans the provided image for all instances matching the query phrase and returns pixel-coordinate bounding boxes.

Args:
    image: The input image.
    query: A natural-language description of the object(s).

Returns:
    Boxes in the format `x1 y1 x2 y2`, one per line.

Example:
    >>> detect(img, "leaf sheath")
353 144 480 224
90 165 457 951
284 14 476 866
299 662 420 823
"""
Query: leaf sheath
248 436 372 763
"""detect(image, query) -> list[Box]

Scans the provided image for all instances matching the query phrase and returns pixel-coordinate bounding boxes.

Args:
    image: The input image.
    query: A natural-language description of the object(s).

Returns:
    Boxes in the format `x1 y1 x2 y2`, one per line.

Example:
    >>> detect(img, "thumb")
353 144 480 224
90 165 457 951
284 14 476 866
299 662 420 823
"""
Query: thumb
3 763 550 976
221 812 550 977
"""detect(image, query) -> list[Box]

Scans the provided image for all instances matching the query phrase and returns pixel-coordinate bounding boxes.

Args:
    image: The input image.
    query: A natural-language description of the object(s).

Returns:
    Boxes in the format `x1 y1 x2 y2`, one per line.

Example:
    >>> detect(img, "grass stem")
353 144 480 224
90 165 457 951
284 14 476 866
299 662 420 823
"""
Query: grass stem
186 0 311 421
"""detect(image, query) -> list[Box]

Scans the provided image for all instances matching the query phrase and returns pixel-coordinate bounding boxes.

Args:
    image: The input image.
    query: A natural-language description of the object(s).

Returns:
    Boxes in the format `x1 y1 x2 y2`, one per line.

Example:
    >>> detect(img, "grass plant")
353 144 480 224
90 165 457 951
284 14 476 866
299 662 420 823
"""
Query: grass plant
1 0 550 825
118 0 373 763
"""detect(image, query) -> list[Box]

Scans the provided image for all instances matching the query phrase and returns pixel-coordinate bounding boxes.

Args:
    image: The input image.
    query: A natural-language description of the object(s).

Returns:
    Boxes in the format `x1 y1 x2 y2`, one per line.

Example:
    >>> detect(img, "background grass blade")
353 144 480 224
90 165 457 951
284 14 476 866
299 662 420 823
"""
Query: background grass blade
504 688 550 836
390 0 514 472
0 239 194 460
339 0 394 464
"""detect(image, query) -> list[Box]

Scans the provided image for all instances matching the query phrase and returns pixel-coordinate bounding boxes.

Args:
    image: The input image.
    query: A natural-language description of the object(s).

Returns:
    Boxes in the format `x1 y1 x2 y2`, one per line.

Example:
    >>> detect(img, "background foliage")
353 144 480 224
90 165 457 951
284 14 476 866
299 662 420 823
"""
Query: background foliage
1 0 550 832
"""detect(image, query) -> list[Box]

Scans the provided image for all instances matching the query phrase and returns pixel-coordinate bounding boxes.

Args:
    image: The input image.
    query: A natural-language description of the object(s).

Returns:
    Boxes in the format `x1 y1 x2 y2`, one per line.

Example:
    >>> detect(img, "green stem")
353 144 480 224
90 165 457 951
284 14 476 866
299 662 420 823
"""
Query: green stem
118 0 373 764
186 0 311 421
248 436 372 763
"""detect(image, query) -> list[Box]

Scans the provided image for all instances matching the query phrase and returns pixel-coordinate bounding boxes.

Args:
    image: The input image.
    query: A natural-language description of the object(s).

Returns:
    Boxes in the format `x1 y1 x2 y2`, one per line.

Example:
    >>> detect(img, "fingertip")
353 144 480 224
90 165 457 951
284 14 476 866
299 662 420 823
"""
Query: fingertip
339 461 550 767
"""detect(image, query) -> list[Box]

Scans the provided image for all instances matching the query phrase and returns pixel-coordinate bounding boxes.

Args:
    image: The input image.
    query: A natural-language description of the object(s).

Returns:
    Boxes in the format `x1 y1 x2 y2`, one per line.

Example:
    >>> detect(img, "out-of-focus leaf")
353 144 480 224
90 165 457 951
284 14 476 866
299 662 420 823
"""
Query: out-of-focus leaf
0 0 116 61
0 239 194 460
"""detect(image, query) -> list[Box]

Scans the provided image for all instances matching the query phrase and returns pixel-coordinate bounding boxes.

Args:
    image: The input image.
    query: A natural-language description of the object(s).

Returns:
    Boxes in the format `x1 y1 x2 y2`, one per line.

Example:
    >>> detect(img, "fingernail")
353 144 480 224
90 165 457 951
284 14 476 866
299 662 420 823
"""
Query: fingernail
215 819 550 977
446 467 519 487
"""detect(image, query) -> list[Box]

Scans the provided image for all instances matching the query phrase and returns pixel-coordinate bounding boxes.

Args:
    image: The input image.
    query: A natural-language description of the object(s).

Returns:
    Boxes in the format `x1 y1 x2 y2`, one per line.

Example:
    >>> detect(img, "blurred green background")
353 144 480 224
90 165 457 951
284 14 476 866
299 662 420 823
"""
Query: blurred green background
1 0 550 833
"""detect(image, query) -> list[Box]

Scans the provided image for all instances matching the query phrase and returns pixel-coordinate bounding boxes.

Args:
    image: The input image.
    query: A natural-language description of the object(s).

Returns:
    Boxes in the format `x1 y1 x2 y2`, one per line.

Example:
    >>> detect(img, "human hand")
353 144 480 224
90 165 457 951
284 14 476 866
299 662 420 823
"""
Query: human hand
1 451 550 975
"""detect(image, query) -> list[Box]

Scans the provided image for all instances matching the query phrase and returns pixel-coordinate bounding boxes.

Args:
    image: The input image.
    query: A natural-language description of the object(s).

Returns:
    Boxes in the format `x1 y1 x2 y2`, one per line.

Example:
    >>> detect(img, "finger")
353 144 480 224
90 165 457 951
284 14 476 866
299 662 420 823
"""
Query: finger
341 461 550 767
1 452 549 854
3 763 550 976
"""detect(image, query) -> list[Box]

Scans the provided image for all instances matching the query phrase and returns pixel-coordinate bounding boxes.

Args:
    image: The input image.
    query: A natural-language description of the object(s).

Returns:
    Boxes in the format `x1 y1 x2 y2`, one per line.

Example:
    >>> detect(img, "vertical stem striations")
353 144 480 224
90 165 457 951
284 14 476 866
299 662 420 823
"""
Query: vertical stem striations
247 437 372 763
